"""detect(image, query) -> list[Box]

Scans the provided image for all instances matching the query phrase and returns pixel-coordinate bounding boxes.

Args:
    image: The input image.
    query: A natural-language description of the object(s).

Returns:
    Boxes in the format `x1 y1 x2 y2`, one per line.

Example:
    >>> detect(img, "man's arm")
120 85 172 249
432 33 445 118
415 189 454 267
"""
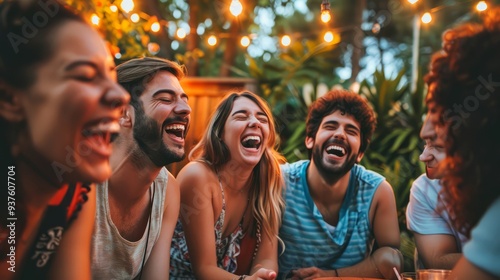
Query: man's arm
413 232 461 269
449 257 498 280
336 181 402 279
292 247 402 280
140 172 180 280
406 176 463 269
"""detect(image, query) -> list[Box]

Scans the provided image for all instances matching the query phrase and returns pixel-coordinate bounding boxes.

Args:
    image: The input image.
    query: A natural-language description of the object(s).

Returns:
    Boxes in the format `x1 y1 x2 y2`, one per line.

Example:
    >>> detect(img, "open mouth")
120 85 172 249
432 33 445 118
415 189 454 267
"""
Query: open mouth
165 124 186 139
82 120 120 144
326 144 346 157
241 135 261 150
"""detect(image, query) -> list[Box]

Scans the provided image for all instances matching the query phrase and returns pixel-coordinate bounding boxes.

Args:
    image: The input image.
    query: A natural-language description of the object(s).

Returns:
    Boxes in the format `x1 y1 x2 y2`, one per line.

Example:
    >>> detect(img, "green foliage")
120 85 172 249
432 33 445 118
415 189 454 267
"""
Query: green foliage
360 68 426 271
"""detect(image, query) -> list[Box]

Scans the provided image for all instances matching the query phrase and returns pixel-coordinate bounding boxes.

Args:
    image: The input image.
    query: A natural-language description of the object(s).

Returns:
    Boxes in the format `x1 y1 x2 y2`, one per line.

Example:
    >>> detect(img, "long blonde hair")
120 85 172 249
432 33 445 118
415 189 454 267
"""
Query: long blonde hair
189 91 285 239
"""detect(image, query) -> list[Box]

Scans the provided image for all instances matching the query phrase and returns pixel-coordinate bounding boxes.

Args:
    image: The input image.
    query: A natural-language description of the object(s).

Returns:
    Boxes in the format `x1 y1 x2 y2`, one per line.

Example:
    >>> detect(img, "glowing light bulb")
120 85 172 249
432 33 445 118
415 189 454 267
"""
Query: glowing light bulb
148 42 160 55
151 22 160 32
110 5 118 12
130 13 139 23
421 12 432 24
476 1 487 12
120 0 134 13
90 14 100 26
240 36 250 47
229 0 243 17
208 35 217 46
321 10 331 23
407 0 418 4
323 31 334 42
281 35 291 47
176 28 186 39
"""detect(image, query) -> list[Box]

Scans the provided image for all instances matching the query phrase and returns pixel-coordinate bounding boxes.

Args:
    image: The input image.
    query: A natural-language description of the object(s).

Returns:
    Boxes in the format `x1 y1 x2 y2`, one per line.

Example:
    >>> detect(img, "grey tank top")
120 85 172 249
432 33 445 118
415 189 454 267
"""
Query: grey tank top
91 167 168 279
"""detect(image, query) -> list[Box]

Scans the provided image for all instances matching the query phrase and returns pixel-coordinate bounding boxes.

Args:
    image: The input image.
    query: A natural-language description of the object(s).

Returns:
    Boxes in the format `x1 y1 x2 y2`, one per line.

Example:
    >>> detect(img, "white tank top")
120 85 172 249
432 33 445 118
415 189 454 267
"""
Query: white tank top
91 167 168 279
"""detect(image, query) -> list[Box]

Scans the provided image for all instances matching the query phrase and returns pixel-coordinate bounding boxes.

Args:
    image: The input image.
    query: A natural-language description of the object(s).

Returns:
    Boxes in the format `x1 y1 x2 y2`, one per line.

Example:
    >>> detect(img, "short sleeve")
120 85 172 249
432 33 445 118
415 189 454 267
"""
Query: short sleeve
406 175 454 235
463 198 500 277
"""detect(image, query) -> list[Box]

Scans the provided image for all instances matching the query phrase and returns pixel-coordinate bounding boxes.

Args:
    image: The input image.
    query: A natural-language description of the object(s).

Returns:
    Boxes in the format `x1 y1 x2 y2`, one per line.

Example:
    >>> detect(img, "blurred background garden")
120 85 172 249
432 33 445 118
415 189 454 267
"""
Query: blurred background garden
67 0 499 271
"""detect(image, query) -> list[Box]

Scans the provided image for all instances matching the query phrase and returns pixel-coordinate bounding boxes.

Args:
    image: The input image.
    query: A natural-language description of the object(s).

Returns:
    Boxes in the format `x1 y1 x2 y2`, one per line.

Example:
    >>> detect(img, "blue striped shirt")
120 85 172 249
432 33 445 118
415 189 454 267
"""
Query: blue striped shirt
278 160 384 276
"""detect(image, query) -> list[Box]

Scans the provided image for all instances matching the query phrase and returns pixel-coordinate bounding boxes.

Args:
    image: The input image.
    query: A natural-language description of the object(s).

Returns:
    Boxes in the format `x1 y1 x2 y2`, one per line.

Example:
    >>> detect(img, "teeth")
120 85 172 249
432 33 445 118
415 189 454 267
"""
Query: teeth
326 145 345 154
242 135 261 143
165 124 185 131
84 121 120 135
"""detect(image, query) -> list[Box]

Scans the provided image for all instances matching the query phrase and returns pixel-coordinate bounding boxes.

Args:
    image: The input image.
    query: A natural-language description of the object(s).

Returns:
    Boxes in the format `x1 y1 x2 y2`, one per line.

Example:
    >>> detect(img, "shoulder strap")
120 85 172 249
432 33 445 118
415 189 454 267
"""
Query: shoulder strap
19 183 89 279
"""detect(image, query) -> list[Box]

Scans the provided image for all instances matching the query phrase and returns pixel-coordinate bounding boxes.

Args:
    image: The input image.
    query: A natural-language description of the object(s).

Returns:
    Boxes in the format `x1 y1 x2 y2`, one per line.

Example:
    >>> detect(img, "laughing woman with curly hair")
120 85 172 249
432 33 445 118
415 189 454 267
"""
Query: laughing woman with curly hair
424 8 500 280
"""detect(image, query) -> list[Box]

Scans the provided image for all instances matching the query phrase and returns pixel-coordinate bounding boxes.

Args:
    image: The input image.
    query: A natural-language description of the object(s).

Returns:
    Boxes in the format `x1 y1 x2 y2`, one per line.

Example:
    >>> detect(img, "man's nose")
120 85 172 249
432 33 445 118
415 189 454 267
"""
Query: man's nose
419 146 434 163
174 99 191 115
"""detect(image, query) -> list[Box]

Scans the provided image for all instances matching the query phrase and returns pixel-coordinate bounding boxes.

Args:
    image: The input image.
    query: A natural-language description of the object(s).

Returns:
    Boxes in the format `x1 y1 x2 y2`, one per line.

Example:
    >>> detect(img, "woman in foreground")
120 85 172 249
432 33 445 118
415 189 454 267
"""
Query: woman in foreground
0 0 129 279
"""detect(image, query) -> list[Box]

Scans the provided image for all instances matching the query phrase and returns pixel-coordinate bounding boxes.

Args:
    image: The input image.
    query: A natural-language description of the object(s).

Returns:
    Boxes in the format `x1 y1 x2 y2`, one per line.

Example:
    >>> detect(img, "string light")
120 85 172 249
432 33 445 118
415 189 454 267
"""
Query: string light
90 13 100 25
130 13 140 23
476 1 488 11
80 0 490 59
320 0 331 23
120 0 134 13
281 35 291 47
421 12 432 24
176 28 187 39
148 42 160 55
240 36 250 47
323 31 334 42
151 22 161 32
229 0 243 17
208 35 217 46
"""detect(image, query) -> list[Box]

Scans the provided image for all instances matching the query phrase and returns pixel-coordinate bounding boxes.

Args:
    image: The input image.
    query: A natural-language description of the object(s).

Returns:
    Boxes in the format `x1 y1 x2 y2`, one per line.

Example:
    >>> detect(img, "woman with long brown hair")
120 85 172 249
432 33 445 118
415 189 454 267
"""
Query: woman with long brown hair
170 91 284 280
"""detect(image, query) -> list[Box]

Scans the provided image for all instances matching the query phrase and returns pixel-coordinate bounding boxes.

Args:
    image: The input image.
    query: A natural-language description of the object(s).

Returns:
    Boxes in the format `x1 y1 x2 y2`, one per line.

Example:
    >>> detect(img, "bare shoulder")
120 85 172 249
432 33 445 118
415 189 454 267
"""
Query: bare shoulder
370 180 397 215
177 161 218 198
374 180 396 202
177 161 212 179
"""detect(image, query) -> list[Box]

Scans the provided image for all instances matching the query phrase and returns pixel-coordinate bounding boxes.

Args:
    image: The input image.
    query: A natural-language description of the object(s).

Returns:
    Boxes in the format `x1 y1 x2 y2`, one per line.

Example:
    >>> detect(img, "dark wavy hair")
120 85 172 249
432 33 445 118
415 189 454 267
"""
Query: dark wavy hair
424 9 500 237
306 89 377 155
0 0 83 166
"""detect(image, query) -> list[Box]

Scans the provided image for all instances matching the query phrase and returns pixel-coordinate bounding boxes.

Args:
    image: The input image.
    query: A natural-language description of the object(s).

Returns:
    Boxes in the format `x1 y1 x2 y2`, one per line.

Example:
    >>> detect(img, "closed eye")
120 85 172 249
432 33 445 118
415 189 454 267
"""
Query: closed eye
257 117 268 123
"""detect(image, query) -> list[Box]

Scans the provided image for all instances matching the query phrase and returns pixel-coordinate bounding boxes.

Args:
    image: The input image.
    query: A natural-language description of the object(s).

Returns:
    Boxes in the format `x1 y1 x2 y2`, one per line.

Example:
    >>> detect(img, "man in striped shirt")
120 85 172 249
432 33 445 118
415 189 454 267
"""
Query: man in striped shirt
278 89 402 280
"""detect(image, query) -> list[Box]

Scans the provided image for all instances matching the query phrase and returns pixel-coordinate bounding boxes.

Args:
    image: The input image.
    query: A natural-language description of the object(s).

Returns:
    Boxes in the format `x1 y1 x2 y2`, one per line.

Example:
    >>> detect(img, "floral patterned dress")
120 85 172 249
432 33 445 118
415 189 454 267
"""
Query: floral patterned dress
170 175 258 279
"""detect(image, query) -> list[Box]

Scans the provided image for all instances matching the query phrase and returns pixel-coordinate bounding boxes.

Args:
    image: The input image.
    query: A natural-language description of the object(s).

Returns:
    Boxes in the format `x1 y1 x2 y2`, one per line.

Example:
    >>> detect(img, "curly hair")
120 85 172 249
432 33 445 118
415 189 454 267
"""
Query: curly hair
306 89 377 154
424 9 500 237
189 91 285 240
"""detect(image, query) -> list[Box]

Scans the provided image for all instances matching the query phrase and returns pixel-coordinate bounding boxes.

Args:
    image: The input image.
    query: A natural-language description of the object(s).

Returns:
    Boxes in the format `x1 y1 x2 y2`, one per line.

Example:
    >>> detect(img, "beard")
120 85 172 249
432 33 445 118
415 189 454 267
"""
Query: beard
311 139 358 183
133 109 185 167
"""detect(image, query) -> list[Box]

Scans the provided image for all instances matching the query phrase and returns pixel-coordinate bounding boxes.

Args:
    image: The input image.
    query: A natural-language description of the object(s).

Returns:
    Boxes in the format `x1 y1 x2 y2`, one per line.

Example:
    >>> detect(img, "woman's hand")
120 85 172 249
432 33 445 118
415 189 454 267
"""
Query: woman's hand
248 268 277 280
